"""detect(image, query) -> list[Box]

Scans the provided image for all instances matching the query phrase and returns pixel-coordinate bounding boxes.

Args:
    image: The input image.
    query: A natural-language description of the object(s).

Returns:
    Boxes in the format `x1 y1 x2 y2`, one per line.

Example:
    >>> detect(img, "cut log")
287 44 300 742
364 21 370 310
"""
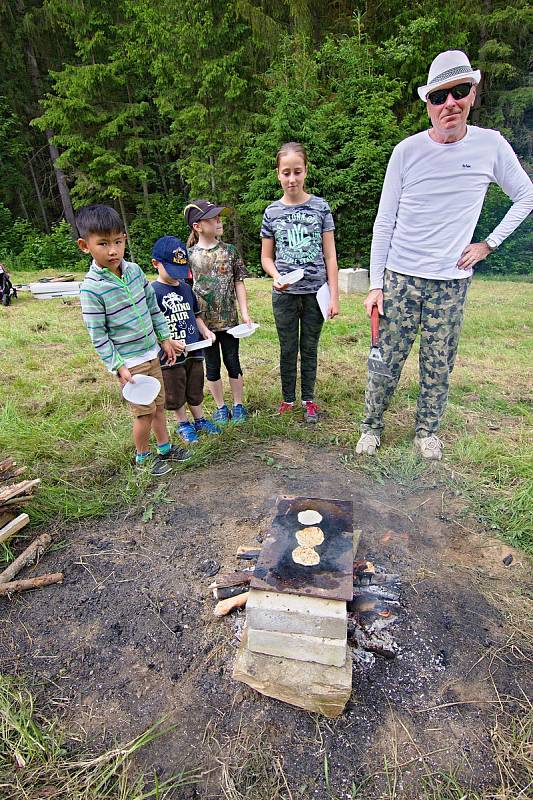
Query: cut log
0 514 30 545
0 573 63 596
0 458 16 475
0 497 33 511
0 479 41 505
236 546 261 561
0 513 14 529
214 591 249 617
213 585 249 601
0 467 26 483
0 533 51 584
209 570 253 590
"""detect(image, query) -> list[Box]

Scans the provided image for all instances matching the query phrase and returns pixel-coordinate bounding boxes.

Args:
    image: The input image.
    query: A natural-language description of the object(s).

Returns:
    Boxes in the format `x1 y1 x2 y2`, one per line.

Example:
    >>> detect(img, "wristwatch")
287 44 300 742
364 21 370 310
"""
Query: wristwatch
485 236 498 252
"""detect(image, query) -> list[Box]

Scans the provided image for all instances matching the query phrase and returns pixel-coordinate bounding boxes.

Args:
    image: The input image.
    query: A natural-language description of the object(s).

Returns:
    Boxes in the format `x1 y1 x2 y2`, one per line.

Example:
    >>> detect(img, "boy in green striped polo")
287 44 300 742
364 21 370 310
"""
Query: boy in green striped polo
78 205 189 475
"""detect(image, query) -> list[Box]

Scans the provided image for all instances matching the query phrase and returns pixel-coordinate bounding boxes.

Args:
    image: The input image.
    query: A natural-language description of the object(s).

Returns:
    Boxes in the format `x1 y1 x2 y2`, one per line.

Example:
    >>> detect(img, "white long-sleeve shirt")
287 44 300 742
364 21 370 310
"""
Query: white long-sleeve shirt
370 126 533 289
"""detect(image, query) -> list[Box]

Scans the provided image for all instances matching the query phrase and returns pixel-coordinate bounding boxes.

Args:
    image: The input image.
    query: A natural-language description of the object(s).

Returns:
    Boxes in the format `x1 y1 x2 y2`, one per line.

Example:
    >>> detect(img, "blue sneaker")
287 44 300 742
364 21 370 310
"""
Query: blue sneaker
176 421 199 443
212 404 231 425
194 417 220 435
232 404 248 423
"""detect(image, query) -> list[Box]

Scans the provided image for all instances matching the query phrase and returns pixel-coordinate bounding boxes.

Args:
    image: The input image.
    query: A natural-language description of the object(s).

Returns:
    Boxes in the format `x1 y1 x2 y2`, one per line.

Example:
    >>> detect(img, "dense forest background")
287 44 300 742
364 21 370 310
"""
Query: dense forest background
0 0 531 275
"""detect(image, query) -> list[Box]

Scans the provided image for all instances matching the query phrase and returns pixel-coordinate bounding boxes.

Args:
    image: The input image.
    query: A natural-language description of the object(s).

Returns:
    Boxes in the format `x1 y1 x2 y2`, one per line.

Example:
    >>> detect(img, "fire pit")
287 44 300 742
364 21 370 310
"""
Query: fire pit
234 496 354 717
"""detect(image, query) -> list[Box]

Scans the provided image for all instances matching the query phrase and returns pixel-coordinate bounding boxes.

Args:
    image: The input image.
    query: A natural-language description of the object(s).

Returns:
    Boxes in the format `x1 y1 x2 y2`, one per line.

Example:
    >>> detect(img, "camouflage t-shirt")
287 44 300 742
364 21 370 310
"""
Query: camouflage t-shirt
260 195 335 294
188 241 247 331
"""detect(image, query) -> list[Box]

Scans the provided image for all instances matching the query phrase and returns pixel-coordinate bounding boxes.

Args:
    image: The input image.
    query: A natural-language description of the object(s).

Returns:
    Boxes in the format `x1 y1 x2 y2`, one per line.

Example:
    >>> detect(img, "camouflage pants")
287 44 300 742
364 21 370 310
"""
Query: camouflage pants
361 269 471 437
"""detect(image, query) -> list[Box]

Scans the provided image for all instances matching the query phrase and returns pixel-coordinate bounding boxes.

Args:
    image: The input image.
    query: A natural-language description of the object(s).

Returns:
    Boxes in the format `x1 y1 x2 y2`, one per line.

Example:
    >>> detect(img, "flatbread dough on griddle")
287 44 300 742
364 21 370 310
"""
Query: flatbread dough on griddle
295 526 324 547
297 509 323 526
292 545 320 566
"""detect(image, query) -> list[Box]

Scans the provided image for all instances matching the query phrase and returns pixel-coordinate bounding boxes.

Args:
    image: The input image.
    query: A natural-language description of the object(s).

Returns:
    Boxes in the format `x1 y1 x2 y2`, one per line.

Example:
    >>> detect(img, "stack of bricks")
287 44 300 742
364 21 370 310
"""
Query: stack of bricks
247 589 348 666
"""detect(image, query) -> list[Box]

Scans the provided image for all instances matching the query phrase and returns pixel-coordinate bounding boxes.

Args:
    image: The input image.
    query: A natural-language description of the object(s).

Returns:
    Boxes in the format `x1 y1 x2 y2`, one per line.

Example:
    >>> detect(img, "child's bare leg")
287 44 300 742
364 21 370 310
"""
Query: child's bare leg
229 375 243 406
188 403 204 420
207 378 225 408
152 407 170 445
133 414 153 454
174 405 188 424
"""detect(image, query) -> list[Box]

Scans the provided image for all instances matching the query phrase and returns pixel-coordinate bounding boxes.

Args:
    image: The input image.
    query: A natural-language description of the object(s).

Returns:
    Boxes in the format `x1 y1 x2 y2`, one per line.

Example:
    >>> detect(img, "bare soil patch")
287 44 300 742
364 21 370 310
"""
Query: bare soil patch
1 440 531 798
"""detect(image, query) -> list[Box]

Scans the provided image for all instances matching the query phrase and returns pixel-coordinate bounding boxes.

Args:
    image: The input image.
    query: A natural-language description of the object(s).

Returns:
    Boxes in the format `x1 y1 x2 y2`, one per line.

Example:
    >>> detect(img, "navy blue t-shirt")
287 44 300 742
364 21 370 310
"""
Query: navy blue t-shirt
152 279 204 366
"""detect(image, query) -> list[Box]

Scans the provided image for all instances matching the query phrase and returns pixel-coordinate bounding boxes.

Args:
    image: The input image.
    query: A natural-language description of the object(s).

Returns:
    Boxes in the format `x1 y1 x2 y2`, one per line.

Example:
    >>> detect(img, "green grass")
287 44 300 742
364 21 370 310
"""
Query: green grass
0 270 531 551
0 675 199 799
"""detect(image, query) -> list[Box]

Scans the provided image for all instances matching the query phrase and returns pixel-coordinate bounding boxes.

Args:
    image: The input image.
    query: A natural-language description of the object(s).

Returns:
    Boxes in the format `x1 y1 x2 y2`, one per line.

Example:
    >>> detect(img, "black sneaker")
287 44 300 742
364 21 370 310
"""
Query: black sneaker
150 455 173 476
161 445 191 463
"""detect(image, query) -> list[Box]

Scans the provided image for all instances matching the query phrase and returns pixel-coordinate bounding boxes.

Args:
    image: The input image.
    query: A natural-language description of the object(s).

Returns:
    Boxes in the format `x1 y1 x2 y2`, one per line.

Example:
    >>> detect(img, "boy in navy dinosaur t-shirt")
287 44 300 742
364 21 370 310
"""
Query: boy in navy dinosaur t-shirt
151 236 220 444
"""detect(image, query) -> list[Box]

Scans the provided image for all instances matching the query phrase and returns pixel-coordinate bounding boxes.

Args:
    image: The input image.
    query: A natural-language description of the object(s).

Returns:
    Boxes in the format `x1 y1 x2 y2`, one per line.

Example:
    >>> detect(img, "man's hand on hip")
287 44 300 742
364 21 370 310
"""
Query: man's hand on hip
457 241 491 270
364 289 384 317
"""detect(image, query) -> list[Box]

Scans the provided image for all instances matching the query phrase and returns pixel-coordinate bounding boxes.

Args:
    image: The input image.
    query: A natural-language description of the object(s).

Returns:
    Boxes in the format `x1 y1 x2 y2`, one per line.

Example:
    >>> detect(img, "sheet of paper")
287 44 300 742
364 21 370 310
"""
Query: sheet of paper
316 282 330 320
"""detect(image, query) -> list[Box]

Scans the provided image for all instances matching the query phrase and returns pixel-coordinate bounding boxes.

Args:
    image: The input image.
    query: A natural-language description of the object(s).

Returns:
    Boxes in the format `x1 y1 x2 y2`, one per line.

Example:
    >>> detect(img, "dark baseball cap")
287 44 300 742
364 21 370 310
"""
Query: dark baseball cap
183 199 227 227
152 236 189 280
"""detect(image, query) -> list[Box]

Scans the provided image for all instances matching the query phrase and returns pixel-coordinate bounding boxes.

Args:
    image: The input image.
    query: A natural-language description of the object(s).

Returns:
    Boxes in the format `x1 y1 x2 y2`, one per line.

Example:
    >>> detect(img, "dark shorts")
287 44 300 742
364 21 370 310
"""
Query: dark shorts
162 359 204 410
204 331 242 382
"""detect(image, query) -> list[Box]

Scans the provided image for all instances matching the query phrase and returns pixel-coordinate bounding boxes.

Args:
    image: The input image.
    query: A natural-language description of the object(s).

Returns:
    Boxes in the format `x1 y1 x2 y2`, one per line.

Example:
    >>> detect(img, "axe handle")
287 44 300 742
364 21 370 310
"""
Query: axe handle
371 305 380 347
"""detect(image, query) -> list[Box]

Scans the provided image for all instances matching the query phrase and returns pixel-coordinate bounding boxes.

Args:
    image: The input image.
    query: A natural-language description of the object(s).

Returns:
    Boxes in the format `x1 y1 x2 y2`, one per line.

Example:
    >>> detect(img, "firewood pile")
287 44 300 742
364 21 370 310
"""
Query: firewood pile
0 457 63 597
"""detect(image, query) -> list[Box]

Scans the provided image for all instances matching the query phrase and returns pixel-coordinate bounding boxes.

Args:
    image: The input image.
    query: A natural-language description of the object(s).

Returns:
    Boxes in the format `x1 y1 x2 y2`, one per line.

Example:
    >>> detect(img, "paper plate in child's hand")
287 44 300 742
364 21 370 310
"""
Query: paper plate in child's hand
282 268 305 285
122 374 161 405
185 338 214 353
227 323 260 339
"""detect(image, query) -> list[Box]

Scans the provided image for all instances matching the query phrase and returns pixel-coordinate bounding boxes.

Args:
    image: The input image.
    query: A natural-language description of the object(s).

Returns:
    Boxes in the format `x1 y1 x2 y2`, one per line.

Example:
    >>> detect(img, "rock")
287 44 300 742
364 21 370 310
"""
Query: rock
233 630 352 718
502 554 513 566
338 268 369 294
201 559 220 577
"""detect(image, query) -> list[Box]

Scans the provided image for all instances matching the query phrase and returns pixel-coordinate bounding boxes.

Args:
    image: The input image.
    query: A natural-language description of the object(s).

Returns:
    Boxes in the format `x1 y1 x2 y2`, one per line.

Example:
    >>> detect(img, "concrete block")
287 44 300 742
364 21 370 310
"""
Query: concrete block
246 588 347 639
248 627 347 667
233 630 352 718
338 268 369 294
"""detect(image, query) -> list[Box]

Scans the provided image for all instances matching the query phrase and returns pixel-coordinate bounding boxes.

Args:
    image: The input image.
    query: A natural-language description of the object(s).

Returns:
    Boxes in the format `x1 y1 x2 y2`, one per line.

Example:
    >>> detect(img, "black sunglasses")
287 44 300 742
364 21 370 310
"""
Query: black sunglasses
427 82 473 105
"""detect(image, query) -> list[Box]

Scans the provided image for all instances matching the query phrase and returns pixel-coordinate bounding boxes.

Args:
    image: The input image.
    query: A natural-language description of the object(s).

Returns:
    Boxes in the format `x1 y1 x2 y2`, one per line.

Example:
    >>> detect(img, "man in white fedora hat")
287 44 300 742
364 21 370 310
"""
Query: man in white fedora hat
356 49 533 460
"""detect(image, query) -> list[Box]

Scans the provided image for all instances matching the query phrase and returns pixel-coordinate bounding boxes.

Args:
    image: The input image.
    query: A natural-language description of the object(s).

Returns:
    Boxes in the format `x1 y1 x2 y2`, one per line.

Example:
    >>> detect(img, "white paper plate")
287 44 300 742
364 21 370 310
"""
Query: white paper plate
185 338 214 353
281 268 304 285
227 323 260 339
122 374 161 405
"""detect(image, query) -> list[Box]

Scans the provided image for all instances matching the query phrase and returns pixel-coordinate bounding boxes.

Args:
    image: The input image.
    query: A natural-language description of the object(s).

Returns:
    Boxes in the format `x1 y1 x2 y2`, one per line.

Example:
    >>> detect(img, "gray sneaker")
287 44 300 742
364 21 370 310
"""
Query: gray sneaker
136 455 173 476
414 434 443 460
161 445 191 462
355 432 380 456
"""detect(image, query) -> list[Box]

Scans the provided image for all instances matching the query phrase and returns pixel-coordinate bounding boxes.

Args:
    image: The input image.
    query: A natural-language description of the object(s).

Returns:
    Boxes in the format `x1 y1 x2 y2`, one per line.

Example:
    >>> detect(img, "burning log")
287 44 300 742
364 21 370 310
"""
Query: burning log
350 626 398 660
214 591 249 617
0 533 51 585
0 572 63 596
352 585 400 602
354 571 400 587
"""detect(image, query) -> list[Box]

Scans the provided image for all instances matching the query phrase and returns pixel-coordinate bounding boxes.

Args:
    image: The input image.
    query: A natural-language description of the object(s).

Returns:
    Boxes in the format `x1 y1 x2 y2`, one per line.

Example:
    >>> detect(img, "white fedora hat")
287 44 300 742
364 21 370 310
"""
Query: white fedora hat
417 50 481 101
